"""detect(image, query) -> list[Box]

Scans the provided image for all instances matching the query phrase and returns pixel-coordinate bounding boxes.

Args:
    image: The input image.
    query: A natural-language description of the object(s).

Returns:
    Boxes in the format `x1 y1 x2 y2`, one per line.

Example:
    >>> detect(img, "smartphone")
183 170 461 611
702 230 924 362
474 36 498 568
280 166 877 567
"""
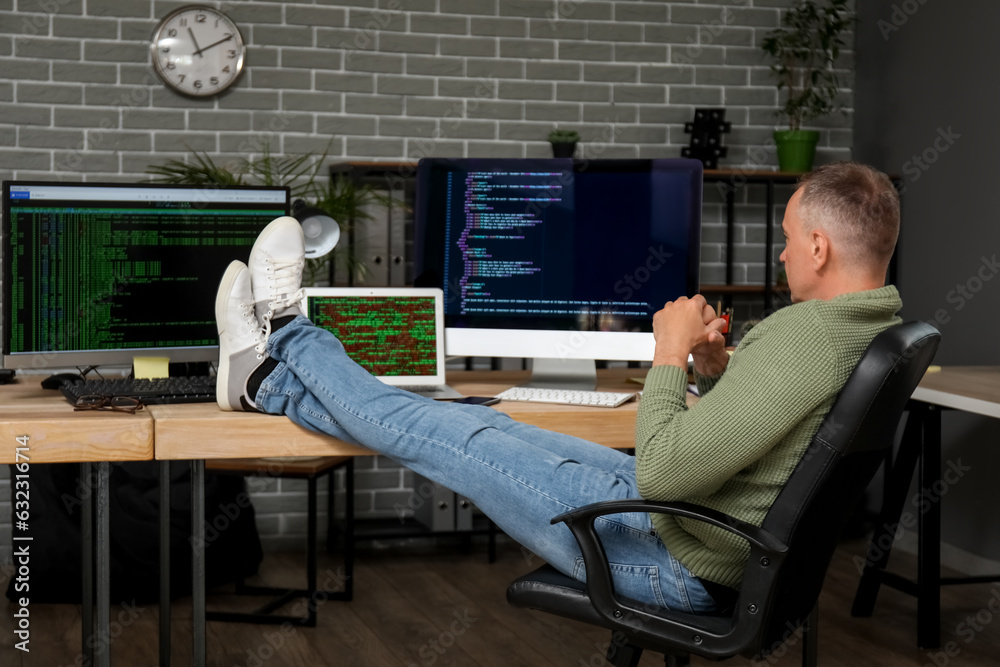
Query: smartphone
453 396 501 406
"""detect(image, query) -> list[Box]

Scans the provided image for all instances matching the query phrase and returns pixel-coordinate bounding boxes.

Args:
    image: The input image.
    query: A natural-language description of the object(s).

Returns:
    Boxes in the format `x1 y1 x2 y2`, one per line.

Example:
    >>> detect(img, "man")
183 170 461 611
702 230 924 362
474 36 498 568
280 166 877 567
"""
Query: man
215 161 901 613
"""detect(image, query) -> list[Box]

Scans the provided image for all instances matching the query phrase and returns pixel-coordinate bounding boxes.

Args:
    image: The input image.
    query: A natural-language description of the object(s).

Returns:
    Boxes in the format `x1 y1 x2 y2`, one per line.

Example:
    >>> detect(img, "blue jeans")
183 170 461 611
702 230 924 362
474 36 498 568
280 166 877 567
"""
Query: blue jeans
255 317 716 613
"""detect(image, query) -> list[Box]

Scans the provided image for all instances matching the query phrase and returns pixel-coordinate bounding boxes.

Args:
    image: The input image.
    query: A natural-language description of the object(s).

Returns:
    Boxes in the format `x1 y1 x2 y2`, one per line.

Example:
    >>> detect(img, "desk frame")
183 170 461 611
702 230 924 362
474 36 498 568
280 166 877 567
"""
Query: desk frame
852 371 1000 648
153 368 642 667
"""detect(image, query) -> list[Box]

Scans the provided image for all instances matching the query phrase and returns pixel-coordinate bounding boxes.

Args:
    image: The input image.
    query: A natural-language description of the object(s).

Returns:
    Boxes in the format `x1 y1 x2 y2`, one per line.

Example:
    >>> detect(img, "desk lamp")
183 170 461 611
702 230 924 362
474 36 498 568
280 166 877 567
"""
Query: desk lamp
292 199 341 258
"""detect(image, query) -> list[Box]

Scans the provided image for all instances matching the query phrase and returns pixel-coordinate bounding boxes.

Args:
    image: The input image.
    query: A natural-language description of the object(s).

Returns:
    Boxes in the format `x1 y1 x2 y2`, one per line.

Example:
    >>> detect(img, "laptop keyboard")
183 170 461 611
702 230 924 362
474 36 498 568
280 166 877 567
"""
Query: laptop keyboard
397 385 448 393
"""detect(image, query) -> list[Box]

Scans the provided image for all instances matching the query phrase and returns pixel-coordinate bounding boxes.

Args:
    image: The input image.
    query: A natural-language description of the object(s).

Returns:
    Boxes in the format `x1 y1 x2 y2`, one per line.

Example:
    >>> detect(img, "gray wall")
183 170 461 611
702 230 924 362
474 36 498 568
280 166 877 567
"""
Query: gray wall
855 1 1000 564
0 0 854 559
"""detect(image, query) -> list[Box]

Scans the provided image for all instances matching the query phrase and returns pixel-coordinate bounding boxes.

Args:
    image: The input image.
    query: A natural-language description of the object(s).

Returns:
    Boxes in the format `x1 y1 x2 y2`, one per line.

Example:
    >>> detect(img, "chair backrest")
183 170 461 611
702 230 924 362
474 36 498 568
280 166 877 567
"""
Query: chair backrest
741 320 940 658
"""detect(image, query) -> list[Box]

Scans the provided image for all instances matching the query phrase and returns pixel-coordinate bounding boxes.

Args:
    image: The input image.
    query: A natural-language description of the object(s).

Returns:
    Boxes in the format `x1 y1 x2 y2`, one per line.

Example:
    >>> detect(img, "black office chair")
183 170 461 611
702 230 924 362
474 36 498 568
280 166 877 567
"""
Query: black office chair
507 321 940 667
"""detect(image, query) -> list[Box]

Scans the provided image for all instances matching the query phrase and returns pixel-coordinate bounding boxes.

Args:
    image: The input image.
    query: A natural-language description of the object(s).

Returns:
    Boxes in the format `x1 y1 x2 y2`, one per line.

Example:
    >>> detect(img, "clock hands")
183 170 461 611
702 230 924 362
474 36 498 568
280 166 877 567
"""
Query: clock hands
193 33 233 58
187 27 203 58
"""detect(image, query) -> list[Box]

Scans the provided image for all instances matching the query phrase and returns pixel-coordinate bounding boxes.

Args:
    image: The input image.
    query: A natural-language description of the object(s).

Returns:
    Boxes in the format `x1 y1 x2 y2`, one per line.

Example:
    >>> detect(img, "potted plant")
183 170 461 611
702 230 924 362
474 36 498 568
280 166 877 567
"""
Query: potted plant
761 0 853 172
547 129 580 158
147 143 383 285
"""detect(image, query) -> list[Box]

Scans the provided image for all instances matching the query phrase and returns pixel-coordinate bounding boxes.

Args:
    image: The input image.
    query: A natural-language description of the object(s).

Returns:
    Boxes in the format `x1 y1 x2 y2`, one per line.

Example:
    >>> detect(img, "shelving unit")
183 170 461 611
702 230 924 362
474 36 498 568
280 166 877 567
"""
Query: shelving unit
701 169 802 311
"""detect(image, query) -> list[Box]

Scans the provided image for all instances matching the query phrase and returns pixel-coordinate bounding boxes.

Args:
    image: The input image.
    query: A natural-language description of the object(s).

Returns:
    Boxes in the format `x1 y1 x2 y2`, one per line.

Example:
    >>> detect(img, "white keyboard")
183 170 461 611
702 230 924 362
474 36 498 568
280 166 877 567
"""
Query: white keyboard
494 386 636 408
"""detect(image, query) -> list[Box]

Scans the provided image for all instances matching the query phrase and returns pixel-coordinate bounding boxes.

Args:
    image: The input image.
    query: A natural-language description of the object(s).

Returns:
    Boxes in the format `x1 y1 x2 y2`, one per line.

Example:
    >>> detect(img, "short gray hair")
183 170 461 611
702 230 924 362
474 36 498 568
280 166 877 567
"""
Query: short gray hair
797 162 900 269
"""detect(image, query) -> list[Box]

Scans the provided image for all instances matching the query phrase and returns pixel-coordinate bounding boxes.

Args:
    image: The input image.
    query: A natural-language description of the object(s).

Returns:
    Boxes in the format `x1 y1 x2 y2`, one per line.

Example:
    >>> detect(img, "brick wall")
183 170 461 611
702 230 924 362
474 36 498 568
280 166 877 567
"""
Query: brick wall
0 0 854 560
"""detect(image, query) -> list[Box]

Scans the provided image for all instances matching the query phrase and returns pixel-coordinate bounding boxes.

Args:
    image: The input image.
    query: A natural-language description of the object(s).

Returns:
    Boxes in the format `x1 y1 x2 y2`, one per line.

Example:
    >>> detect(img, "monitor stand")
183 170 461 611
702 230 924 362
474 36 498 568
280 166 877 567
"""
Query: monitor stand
522 358 597 391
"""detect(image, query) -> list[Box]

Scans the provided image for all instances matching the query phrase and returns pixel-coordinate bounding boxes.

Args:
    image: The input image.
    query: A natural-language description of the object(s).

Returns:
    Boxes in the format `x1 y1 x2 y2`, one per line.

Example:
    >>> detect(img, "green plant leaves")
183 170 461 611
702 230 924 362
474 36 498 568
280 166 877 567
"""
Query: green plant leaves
761 0 853 131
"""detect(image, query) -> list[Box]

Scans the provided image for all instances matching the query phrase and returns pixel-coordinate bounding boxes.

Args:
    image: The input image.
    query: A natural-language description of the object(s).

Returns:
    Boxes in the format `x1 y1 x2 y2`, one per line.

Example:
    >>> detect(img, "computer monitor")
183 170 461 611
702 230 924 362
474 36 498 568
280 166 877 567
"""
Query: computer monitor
413 158 703 389
2 181 290 371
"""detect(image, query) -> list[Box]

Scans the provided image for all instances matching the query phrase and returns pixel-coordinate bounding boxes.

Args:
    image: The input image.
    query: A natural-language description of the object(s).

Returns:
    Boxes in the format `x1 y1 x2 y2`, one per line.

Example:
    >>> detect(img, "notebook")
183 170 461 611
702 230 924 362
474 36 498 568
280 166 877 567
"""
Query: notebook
302 287 463 400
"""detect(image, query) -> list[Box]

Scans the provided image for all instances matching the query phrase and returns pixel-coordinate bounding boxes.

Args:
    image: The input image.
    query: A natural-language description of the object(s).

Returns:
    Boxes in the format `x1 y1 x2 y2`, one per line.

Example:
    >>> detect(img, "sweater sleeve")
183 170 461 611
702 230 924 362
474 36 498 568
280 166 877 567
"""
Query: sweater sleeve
694 368 724 396
634 305 838 501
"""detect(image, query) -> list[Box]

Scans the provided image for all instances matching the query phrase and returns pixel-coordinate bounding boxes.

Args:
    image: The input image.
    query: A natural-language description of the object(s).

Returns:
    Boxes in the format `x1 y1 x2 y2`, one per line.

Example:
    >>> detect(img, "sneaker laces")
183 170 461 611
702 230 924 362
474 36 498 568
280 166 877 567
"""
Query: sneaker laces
239 300 266 358
258 256 305 337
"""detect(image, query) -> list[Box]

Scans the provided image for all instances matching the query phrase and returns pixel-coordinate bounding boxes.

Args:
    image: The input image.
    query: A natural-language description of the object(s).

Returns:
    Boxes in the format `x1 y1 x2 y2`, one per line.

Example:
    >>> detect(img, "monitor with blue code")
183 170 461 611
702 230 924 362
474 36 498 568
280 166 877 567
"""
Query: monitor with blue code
413 158 702 387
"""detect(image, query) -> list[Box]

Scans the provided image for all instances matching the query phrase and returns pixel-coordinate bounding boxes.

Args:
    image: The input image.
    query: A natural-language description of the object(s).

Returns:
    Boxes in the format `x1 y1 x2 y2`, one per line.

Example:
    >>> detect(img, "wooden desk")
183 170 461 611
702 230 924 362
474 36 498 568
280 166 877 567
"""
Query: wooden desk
910 366 1000 418
852 366 1000 648
150 368 642 460
0 381 154 667
0 382 153 463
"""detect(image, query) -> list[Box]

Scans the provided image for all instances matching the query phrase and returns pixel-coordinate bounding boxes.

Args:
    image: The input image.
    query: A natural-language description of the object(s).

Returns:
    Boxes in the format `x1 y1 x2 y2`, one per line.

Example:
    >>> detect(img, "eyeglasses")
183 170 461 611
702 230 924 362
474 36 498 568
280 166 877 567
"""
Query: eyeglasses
73 395 145 414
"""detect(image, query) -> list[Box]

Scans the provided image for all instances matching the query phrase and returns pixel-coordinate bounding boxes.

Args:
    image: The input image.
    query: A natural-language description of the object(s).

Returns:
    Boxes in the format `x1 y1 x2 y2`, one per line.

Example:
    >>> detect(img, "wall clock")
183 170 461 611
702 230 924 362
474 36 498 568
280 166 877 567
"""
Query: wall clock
150 5 246 98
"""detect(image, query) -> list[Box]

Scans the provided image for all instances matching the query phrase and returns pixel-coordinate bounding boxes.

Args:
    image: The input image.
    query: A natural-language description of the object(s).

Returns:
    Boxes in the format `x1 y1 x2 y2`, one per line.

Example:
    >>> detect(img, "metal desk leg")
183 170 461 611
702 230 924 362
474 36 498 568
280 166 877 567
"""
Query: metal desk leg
918 406 942 648
160 460 171 667
306 476 318 625
191 460 206 667
81 462 94 667
96 461 111 667
345 457 355 600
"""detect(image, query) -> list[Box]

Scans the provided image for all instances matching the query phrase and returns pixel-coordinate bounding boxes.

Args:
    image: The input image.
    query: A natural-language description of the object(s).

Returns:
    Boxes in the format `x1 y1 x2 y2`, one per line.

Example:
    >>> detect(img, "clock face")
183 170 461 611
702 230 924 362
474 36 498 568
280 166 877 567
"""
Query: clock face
151 5 245 98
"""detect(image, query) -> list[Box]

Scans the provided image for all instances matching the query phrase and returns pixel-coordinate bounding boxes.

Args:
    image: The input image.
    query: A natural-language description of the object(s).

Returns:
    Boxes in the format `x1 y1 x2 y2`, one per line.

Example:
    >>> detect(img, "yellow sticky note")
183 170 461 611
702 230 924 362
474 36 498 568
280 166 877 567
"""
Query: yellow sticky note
134 356 170 380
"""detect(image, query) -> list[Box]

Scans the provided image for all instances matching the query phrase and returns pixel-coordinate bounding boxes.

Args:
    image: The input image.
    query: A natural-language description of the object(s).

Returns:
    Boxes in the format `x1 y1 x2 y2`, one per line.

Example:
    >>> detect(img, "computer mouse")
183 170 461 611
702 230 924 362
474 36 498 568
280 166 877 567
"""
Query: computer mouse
40 372 84 390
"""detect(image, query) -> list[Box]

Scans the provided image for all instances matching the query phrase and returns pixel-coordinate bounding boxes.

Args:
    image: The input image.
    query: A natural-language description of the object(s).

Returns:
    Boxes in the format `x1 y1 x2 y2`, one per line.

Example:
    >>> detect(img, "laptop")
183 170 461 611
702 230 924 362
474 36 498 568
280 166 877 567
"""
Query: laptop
302 287 464 400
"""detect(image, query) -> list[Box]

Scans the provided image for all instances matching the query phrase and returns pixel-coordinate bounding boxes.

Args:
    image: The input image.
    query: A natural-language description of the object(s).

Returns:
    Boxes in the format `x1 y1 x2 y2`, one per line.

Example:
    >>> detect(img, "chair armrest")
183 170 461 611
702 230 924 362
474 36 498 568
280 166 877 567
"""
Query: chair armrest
550 498 787 644
552 499 788 554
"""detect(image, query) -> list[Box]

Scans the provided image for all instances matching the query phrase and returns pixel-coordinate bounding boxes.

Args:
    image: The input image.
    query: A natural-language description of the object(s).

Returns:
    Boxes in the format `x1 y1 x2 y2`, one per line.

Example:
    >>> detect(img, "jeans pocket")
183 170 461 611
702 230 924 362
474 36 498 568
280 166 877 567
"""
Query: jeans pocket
573 557 668 609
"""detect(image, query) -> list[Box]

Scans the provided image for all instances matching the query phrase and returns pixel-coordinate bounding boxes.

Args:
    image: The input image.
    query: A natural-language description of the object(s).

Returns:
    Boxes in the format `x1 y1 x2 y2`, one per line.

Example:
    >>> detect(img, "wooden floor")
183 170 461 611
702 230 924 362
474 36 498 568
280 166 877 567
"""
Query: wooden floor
2 536 1000 666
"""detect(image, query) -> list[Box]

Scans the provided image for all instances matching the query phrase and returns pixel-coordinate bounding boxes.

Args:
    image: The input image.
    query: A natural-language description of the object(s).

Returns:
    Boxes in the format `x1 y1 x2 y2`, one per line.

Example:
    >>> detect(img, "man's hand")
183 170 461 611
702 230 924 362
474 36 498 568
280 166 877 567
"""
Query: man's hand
652 296 729 373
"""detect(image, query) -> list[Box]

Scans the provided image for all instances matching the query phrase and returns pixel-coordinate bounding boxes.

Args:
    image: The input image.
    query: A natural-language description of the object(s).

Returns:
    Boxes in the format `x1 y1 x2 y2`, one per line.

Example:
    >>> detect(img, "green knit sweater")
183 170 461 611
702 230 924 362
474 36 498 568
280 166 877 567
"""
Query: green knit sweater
634 286 902 589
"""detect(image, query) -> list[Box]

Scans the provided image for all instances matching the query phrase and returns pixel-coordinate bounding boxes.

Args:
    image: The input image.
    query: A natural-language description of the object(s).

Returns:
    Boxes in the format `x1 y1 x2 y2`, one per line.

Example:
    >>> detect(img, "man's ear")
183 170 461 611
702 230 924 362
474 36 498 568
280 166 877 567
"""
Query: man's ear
810 228 830 270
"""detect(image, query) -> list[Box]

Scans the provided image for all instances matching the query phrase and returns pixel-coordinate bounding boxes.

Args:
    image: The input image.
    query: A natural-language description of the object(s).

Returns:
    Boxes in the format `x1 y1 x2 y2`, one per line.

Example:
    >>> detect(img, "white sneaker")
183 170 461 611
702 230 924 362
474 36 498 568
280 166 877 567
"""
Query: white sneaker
216 261 266 412
249 215 306 340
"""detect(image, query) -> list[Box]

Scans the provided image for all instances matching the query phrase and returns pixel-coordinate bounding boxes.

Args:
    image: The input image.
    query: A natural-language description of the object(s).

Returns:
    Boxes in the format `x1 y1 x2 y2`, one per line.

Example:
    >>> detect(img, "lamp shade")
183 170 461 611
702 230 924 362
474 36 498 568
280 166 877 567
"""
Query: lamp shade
292 199 340 259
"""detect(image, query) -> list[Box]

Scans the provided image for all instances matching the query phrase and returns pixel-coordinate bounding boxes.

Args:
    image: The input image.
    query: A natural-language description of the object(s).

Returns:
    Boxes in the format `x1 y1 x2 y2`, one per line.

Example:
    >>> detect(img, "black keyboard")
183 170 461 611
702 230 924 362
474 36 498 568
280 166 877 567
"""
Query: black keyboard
60 376 216 405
